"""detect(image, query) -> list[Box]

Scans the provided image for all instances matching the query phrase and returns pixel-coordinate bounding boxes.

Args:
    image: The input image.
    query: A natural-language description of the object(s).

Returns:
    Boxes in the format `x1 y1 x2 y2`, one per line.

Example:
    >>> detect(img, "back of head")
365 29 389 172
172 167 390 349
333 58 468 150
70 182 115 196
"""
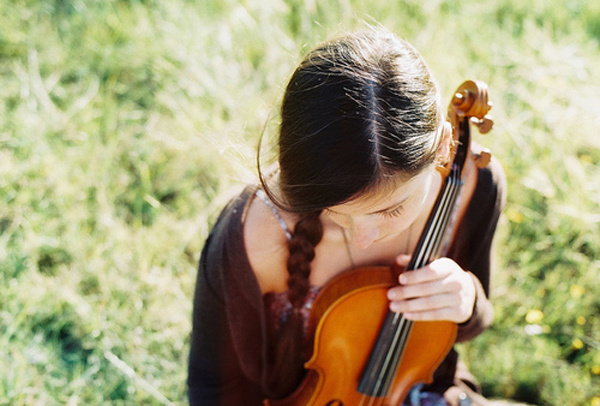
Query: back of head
273 27 443 213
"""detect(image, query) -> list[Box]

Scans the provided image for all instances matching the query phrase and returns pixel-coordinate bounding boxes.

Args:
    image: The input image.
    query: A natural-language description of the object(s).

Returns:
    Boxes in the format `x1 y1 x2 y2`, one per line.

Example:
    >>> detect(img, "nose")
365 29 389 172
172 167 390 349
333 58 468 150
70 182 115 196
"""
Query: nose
348 217 380 249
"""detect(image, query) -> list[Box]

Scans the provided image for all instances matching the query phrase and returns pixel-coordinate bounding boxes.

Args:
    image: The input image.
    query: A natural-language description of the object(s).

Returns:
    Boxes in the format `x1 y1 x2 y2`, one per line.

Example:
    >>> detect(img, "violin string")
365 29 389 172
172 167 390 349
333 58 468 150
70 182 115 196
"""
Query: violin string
360 313 399 395
369 313 413 398
358 164 464 403
382 170 463 397
371 316 402 395
417 170 461 267
378 316 405 394
423 176 457 261
360 177 456 399
412 173 456 268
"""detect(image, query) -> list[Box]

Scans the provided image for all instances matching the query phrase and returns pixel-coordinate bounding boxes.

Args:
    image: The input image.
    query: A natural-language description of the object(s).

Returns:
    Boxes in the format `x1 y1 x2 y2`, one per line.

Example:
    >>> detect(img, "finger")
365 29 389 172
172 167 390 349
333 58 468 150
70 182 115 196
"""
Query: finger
398 265 446 286
401 306 459 322
395 254 411 267
389 292 456 314
398 257 456 285
388 279 452 301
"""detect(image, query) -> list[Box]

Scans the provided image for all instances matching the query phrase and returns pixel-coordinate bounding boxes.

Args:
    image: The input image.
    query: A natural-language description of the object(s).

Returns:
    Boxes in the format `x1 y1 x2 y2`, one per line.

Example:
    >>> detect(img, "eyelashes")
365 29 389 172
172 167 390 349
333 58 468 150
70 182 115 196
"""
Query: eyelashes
324 207 404 219
377 207 403 219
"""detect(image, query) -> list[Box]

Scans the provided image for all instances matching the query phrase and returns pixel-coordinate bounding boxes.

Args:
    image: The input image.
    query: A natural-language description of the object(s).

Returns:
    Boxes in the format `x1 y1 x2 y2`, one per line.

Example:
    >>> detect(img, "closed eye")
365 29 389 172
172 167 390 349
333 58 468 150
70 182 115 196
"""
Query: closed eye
378 207 403 218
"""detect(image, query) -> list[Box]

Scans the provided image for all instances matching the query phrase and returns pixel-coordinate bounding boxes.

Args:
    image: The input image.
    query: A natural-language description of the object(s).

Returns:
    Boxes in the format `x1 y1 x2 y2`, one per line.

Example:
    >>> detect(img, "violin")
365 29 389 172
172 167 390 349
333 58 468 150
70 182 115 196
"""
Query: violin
266 80 494 406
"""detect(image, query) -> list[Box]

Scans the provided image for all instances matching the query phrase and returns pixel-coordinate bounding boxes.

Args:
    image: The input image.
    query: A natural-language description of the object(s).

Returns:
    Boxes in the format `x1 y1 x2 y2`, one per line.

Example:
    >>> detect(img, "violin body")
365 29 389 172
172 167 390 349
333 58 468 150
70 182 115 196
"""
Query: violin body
267 266 457 406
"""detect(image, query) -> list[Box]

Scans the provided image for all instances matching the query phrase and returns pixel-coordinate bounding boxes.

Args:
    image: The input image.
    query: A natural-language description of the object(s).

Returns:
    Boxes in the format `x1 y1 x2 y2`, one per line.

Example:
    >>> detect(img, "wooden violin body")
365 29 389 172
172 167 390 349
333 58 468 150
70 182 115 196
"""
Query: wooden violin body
268 266 456 406
266 80 493 406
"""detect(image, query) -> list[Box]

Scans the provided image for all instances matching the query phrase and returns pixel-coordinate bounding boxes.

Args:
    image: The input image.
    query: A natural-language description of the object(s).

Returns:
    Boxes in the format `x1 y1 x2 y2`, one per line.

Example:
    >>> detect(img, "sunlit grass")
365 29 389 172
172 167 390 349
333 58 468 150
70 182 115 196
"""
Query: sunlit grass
1 0 599 404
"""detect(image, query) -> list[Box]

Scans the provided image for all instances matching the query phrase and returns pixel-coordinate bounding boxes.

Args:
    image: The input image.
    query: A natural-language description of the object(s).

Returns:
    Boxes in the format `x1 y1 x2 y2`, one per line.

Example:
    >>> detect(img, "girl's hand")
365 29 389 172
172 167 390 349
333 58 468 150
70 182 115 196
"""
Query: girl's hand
386 255 476 324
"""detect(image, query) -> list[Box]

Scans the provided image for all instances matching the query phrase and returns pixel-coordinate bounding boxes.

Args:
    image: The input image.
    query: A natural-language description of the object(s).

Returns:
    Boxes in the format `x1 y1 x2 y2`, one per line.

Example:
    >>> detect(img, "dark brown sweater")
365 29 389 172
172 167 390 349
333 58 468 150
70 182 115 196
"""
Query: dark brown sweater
188 157 506 405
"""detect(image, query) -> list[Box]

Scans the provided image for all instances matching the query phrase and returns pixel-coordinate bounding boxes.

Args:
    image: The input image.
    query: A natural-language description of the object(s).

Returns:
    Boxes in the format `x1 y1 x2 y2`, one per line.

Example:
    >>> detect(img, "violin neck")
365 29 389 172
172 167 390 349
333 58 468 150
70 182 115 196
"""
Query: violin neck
409 116 471 269
408 164 464 271
357 164 464 397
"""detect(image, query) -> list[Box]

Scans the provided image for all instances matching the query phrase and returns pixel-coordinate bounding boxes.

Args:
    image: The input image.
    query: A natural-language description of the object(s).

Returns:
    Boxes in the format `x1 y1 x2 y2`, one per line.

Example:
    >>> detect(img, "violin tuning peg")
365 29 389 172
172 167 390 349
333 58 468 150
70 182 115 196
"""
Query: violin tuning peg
473 149 492 168
471 115 493 134
480 116 494 133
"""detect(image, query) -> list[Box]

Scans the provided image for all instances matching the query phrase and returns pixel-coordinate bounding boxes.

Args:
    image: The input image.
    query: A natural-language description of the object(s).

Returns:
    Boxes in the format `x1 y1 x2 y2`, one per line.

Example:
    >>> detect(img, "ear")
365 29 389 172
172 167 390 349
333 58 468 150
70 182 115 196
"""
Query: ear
435 121 453 165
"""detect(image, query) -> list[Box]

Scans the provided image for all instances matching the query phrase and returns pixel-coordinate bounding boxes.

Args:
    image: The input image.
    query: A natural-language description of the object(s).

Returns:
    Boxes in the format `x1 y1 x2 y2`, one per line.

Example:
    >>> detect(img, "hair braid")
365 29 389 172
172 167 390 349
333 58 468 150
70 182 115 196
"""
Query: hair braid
286 211 323 308
263 211 323 399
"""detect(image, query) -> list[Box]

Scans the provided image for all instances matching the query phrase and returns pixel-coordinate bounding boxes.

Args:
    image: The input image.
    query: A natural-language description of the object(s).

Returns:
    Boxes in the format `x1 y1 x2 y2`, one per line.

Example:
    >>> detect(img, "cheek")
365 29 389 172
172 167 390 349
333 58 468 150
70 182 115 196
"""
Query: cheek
381 206 423 235
379 216 410 236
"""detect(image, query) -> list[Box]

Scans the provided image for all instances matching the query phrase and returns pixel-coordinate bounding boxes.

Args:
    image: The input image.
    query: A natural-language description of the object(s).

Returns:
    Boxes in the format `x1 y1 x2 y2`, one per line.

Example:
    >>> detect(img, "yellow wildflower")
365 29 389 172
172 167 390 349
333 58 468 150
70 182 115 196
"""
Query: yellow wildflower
506 207 524 224
572 338 584 350
526 309 544 324
576 316 586 326
592 365 600 375
592 395 600 406
570 285 585 299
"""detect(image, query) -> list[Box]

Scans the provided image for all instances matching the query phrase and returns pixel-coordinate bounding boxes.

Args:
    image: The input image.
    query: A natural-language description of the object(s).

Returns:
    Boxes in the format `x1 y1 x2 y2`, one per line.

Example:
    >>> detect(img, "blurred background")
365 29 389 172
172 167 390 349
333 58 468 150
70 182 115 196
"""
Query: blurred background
1 0 599 404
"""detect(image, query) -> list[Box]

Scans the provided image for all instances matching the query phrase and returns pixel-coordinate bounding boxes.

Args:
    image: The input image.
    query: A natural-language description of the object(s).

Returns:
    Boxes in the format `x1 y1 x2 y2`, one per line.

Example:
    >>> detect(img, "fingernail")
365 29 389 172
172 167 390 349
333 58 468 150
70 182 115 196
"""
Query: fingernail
399 274 407 285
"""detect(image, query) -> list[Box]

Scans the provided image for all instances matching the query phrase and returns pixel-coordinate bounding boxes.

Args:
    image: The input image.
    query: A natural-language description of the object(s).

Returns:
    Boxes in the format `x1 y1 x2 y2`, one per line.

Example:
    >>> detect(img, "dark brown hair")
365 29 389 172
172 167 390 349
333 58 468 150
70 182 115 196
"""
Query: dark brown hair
260 27 443 398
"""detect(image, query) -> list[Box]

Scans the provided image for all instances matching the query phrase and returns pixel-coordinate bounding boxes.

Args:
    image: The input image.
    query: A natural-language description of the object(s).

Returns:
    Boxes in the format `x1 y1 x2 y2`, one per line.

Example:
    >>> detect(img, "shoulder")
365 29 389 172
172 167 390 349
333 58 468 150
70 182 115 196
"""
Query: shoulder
243 191 295 294
198 187 256 299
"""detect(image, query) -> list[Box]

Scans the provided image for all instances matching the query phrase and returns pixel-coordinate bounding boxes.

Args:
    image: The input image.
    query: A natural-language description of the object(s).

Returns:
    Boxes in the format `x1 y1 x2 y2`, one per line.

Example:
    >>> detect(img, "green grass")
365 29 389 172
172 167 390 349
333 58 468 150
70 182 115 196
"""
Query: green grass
1 0 599 404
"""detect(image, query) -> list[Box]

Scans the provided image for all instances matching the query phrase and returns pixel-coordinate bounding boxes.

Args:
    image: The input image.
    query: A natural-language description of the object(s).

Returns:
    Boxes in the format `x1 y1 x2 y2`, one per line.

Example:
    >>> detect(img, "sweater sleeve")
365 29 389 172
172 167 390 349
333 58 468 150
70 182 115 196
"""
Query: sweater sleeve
448 157 507 342
187 190 266 406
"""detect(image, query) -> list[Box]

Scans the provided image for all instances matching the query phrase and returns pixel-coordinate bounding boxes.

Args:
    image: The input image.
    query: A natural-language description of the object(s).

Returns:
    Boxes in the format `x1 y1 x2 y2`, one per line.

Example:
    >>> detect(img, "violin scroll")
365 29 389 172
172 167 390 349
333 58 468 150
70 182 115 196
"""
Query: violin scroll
449 80 493 128
446 80 494 171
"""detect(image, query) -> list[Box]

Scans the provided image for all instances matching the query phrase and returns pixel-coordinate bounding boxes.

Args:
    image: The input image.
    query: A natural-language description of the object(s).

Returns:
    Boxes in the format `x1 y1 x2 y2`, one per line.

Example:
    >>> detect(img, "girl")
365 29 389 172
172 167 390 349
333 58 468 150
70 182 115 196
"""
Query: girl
188 27 506 406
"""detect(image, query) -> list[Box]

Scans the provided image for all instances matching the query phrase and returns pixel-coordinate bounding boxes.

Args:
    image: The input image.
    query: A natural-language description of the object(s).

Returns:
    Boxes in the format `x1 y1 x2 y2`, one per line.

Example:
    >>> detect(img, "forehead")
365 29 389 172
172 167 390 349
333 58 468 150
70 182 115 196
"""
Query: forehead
328 168 433 215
